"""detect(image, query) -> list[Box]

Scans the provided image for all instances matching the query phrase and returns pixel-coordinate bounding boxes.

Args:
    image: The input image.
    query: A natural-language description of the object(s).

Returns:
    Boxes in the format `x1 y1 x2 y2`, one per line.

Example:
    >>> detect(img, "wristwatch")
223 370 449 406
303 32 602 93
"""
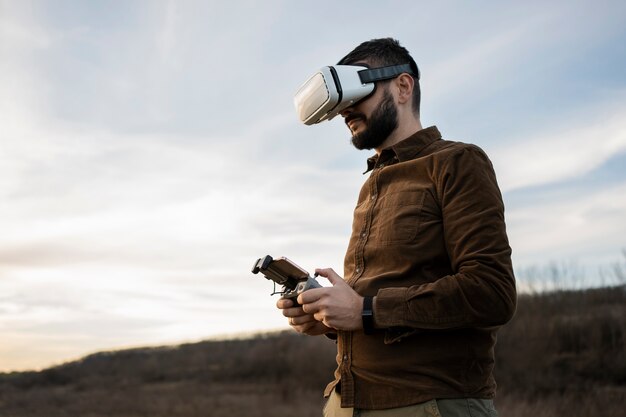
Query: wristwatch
362 296 374 335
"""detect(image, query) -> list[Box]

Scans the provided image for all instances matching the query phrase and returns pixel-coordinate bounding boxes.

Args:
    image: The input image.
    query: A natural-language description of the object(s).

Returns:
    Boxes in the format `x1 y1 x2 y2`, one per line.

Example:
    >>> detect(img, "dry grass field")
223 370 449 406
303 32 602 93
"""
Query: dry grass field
1 285 625 417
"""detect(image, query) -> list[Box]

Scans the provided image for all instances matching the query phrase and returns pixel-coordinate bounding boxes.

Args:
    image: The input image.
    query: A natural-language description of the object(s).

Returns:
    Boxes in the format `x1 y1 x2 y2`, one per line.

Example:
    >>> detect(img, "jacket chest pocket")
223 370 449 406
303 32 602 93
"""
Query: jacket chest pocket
371 190 426 245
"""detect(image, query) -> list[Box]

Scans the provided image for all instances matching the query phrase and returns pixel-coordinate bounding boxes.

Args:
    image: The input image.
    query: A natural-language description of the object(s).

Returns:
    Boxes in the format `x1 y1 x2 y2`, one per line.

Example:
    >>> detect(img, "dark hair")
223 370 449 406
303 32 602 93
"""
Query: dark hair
337 38 421 115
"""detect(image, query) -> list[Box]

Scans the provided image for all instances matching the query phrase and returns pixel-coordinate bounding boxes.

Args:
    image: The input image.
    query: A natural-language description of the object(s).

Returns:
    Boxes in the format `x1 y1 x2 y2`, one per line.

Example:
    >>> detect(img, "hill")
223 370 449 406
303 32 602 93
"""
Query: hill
1 286 625 417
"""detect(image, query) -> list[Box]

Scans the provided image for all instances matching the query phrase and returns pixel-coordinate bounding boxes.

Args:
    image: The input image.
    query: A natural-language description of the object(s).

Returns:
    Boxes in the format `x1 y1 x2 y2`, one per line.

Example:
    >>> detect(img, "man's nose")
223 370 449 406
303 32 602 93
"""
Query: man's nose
340 107 353 118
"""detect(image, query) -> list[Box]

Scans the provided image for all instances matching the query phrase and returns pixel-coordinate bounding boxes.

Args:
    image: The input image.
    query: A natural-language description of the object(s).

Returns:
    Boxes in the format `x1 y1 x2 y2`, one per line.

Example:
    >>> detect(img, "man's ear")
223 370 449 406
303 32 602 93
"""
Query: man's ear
394 73 414 105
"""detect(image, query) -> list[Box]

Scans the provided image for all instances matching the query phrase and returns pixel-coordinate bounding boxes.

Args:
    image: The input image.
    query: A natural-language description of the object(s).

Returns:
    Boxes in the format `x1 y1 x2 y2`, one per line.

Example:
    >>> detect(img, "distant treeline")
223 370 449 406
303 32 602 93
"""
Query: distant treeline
1 286 625 417
494 286 625 417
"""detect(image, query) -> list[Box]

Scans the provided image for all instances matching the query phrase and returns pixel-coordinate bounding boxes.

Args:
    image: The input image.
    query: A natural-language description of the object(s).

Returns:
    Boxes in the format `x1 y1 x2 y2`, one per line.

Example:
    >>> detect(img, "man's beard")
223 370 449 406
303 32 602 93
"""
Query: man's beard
349 89 398 151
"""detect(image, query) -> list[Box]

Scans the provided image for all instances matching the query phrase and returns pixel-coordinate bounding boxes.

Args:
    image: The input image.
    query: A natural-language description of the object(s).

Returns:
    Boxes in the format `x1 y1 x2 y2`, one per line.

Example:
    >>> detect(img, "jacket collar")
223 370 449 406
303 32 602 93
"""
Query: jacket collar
365 126 441 173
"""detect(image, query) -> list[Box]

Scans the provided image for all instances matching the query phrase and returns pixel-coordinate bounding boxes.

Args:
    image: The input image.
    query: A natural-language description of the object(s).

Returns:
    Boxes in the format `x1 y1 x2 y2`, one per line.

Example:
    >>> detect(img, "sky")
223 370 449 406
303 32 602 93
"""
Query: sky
1 0 625 372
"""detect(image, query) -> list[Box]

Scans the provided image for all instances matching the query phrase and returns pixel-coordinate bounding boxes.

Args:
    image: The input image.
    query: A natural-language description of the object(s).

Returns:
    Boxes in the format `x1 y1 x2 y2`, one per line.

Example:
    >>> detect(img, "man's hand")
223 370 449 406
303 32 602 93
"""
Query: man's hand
298 268 364 331
276 298 332 336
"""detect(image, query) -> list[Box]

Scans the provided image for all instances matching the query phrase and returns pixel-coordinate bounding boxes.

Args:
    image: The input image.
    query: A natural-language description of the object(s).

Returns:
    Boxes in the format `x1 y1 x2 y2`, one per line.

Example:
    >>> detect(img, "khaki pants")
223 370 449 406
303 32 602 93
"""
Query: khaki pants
323 391 498 417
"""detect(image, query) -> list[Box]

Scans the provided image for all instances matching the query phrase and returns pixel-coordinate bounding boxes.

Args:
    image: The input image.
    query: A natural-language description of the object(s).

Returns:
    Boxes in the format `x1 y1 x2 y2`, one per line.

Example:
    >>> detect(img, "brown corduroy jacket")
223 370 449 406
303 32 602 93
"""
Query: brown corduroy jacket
325 126 517 409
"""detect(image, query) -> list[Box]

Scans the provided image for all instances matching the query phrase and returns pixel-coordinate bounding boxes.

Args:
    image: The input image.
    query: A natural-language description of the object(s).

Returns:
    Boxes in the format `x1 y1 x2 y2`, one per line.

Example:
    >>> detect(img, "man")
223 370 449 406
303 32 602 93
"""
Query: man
277 38 516 417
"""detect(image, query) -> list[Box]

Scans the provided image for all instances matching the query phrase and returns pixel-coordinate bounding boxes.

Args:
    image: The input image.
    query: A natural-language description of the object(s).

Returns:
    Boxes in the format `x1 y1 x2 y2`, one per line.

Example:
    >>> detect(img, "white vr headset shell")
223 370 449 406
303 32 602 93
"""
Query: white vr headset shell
294 63 417 125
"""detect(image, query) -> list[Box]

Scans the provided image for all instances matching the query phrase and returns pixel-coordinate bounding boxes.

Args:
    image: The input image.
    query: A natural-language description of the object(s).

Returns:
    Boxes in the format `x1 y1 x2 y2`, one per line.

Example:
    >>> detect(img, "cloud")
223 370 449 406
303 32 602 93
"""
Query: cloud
491 97 626 192
507 180 626 268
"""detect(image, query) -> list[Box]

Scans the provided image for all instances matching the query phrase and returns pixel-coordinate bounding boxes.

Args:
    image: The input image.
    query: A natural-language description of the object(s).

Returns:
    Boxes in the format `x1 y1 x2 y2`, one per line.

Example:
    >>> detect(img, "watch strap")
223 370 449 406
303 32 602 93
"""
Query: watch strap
362 296 374 335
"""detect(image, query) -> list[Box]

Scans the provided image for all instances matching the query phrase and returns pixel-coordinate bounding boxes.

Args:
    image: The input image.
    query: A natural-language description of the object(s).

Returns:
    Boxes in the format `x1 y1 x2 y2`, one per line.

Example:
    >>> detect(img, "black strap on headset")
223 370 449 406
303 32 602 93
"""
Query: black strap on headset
358 63 419 84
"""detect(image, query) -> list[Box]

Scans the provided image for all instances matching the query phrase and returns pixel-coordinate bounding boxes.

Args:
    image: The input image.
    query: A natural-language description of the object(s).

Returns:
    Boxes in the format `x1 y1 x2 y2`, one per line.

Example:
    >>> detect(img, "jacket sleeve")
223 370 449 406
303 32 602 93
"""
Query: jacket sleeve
375 145 517 330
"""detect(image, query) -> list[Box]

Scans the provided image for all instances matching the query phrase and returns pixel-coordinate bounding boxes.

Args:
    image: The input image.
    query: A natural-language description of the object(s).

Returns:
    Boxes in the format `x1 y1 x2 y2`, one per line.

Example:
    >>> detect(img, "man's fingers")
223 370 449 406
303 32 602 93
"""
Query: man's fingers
315 268 345 286
300 298 321 315
276 298 293 309
290 314 317 326
281 306 306 318
297 286 328 306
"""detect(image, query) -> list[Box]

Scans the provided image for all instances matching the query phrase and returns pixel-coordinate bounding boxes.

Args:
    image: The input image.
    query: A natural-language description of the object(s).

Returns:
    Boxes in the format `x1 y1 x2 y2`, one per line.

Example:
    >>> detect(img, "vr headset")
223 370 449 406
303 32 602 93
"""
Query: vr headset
294 63 418 125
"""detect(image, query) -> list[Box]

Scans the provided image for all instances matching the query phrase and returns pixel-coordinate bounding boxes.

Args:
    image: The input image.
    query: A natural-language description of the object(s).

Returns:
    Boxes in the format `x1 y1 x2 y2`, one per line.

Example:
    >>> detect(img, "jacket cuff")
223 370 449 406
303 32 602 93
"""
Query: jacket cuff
374 287 409 327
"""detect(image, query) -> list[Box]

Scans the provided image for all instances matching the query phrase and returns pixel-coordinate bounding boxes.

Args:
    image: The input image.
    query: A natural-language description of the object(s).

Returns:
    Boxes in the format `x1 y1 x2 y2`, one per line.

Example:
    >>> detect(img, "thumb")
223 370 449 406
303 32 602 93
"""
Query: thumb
315 268 345 286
